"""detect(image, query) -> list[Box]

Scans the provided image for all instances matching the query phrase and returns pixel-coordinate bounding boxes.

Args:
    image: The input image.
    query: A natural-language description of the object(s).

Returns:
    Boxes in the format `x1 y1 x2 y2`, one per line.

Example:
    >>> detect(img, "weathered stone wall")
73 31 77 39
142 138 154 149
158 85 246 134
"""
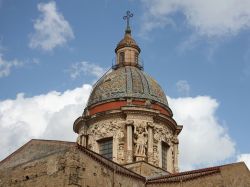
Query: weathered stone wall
1 140 249 187
147 173 223 187
220 162 250 187
0 141 145 187
124 161 169 177
0 140 73 170
0 151 69 187
146 163 250 187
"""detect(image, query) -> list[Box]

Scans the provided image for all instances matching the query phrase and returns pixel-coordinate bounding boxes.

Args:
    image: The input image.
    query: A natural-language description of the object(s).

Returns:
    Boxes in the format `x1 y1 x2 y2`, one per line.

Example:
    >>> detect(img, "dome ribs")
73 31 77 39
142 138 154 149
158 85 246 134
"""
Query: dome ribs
125 66 133 95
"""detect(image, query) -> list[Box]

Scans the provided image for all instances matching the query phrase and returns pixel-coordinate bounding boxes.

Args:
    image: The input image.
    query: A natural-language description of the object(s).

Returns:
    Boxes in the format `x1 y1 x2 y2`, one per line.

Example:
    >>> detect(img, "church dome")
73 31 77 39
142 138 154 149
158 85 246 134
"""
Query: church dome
85 12 170 115
87 66 168 107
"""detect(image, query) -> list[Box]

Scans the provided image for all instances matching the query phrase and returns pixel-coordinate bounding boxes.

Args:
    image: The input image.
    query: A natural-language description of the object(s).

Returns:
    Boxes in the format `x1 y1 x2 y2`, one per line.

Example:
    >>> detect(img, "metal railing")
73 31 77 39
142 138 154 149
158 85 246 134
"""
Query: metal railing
111 57 144 70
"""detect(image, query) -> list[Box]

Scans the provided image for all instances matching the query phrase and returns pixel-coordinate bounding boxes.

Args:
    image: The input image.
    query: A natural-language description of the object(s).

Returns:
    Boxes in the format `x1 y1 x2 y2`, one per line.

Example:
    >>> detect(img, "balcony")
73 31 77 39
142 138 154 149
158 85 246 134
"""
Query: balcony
112 57 144 70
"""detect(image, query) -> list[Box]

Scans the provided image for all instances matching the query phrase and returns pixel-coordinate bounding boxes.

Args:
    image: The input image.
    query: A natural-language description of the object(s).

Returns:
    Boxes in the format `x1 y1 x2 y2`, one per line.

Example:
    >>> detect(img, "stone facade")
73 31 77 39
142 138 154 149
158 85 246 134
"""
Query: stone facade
76 105 181 173
0 140 249 187
0 140 145 187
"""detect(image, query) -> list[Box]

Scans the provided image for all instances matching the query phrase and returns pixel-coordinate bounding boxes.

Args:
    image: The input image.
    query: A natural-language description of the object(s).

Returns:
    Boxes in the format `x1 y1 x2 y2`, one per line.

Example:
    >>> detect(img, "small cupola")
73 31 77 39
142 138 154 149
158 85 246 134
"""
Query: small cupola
114 11 141 69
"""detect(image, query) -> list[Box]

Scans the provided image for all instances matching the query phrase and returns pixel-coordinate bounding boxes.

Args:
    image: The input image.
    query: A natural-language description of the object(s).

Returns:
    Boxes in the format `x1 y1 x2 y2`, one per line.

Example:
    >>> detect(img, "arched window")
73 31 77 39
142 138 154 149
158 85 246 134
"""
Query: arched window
98 138 113 160
119 52 125 64
162 142 169 170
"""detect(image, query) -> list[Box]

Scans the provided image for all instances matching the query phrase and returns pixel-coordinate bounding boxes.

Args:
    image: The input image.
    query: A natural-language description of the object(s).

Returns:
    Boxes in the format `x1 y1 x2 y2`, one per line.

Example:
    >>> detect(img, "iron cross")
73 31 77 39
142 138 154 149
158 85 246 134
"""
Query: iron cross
123 11 133 29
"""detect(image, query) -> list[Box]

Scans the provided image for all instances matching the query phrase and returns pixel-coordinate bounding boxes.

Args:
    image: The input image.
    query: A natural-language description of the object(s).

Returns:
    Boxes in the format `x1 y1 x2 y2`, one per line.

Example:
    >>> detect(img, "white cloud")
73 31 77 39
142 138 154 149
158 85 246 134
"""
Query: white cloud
237 154 250 169
0 84 91 160
0 53 23 78
68 61 107 79
176 80 190 96
141 0 250 37
29 1 74 51
0 84 236 171
168 96 236 171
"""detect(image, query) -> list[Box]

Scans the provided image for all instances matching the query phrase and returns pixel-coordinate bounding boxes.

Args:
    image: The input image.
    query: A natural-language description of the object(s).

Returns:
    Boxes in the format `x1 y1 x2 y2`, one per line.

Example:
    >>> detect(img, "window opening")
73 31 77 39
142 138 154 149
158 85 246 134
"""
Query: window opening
99 138 113 160
162 142 169 170
119 52 125 64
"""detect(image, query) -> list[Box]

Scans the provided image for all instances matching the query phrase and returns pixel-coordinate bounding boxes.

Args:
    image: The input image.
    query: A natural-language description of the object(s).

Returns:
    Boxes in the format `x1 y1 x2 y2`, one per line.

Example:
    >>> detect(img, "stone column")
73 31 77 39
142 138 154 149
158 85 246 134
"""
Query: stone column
167 145 174 173
76 125 88 147
113 138 118 162
126 120 134 163
81 135 87 147
147 122 154 164
77 130 87 147
173 143 179 173
172 135 179 173
159 141 162 168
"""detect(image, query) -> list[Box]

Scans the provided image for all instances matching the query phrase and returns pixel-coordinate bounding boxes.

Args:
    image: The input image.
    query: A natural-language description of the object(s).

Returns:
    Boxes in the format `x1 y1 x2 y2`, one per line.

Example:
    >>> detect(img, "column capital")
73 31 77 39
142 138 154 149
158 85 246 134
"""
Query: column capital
147 121 154 128
125 120 134 127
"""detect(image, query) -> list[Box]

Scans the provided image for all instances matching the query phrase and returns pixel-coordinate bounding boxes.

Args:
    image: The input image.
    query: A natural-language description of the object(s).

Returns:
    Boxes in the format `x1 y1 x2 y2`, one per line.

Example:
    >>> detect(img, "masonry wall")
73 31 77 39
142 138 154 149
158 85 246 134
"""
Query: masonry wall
0 145 145 187
1 140 249 187
146 173 223 187
146 163 250 187
124 161 169 177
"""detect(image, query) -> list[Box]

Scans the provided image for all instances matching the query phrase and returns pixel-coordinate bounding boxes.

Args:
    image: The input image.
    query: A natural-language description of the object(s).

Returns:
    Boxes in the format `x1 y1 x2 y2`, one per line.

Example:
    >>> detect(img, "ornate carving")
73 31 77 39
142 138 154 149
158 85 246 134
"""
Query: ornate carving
153 125 173 144
127 150 133 163
125 119 134 126
172 133 179 143
88 120 120 141
117 143 125 163
115 128 125 140
152 145 159 166
134 124 148 160
87 119 126 164
147 152 154 164
84 114 179 172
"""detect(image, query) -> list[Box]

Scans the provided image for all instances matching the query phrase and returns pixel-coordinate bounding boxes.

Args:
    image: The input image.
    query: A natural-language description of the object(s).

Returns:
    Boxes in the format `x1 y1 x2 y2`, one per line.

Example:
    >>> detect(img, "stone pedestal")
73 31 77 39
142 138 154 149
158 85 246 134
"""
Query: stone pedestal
135 155 146 161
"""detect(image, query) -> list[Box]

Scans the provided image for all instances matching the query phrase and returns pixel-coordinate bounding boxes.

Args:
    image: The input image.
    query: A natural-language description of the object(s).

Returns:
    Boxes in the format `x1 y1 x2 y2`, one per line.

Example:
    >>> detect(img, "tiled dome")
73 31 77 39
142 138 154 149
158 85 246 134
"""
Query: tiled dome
87 66 168 107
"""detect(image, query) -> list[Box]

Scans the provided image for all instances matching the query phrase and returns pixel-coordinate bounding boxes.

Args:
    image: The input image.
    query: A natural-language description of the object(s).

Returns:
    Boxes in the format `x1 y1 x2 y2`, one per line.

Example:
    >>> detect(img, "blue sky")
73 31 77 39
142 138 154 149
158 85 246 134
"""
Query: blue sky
0 0 249 170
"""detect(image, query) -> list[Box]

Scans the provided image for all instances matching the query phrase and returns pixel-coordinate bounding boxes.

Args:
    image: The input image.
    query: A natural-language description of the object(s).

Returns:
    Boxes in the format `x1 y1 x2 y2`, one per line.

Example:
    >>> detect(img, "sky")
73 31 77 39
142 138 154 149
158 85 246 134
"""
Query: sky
0 0 249 171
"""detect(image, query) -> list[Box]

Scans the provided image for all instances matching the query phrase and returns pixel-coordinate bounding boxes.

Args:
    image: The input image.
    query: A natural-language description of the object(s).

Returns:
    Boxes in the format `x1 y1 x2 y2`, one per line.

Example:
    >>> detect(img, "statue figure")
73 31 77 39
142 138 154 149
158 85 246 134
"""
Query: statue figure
134 125 148 157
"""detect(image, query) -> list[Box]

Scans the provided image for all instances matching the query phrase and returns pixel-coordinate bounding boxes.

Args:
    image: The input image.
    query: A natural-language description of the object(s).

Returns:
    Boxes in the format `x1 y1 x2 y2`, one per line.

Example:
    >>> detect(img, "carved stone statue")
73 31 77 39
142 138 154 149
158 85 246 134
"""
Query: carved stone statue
134 124 148 159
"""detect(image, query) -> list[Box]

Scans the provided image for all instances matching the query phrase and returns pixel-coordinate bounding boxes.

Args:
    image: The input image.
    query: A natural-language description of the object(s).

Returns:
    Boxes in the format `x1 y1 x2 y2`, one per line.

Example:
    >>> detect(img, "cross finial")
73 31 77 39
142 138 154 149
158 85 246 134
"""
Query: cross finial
123 11 133 33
